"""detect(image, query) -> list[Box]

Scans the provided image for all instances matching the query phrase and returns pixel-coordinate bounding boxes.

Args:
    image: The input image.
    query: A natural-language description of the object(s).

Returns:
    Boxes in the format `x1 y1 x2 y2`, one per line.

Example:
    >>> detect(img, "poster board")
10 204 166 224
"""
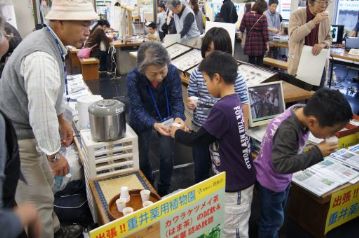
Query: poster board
325 182 359 234
90 173 226 238
296 45 329 86
205 21 236 56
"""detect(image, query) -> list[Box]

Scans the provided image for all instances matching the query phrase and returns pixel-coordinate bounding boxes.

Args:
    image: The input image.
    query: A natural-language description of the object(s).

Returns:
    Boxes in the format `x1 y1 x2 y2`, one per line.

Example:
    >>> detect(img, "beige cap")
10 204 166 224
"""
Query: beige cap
46 0 99 21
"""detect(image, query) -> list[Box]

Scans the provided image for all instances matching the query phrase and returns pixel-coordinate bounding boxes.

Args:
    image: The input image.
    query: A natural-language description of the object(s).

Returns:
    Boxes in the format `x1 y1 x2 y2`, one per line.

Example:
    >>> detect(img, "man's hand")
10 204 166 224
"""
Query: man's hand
154 122 171 136
47 154 69 176
312 43 325 56
317 141 338 157
14 202 41 238
58 115 73 147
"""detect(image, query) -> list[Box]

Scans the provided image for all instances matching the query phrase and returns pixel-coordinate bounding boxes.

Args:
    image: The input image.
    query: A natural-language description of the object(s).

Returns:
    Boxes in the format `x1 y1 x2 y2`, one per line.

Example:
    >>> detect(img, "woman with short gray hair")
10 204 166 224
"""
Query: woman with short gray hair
127 41 185 196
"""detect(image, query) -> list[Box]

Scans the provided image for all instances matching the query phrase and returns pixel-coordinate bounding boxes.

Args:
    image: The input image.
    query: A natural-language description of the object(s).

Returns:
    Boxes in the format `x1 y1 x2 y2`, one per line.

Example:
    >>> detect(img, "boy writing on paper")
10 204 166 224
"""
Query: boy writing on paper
254 88 353 238
170 51 255 238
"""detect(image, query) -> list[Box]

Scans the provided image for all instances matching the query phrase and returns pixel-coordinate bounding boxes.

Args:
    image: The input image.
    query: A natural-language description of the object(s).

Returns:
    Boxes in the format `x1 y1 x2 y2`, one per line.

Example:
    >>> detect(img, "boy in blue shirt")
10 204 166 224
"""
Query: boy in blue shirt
171 51 255 238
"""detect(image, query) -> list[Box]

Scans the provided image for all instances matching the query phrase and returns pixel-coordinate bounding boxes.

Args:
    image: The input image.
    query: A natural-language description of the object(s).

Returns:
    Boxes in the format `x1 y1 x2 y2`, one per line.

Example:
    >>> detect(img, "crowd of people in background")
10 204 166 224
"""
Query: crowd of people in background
0 0 357 238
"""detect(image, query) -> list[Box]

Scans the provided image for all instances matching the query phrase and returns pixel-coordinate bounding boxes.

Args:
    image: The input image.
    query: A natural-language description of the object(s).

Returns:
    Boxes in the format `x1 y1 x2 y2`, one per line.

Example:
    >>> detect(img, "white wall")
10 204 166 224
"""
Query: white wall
13 0 35 38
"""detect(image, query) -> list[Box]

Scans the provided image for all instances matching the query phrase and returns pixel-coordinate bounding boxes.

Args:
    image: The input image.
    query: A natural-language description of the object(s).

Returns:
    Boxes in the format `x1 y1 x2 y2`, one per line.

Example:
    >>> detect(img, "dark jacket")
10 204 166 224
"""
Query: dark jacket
0 111 24 238
219 0 238 23
127 64 185 133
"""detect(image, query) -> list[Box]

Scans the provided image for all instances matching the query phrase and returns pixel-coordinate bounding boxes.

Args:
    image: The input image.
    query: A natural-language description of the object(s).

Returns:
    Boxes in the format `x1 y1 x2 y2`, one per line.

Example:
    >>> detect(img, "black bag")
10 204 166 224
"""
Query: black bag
54 180 94 226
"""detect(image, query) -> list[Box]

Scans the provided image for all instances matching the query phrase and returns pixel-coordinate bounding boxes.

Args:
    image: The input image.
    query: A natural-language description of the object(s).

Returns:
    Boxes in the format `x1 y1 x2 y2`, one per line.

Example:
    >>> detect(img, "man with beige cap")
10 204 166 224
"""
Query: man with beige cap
0 0 98 237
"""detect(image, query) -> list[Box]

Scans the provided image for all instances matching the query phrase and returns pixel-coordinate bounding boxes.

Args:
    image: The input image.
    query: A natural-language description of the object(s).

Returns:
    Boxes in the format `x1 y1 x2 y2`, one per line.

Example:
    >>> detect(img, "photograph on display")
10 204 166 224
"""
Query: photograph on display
171 49 203 72
165 43 192 60
247 82 285 127
238 64 276 86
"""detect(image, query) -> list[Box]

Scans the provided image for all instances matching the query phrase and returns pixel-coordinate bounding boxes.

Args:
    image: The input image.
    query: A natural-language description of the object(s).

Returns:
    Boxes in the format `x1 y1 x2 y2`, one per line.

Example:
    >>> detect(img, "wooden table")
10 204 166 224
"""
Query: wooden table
79 58 99 80
111 39 144 49
288 182 357 238
180 73 313 103
269 40 288 48
67 47 81 74
329 48 359 87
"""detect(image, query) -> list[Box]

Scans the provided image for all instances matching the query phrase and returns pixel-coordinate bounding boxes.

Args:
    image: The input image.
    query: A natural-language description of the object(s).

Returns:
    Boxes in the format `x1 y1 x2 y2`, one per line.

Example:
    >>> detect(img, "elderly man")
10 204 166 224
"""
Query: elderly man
0 0 98 237
167 0 201 47
127 42 185 196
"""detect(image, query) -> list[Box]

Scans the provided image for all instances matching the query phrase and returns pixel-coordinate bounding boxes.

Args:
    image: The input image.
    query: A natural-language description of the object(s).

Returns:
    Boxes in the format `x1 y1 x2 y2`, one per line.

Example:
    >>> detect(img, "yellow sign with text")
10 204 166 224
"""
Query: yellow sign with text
325 183 359 234
90 172 226 238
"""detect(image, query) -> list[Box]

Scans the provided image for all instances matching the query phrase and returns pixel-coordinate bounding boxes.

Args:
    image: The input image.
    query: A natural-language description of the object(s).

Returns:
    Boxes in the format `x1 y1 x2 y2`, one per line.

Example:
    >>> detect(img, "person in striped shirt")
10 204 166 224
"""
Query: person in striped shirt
187 27 249 183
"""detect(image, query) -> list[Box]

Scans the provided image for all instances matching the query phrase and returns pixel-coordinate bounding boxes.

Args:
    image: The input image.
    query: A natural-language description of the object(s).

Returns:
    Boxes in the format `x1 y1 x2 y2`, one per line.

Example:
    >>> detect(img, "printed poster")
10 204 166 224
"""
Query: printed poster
90 173 226 238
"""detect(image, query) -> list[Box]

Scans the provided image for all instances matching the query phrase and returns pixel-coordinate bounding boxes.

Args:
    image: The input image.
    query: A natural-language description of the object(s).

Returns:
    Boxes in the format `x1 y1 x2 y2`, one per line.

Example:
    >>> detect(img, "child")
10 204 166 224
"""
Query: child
254 88 353 238
171 51 256 238
145 22 160 42
187 27 249 183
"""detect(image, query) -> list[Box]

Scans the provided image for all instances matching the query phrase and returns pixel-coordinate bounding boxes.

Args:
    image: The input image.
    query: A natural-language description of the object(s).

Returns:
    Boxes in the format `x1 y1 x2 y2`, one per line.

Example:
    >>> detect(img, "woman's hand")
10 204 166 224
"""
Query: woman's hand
312 43 325 56
153 122 171 136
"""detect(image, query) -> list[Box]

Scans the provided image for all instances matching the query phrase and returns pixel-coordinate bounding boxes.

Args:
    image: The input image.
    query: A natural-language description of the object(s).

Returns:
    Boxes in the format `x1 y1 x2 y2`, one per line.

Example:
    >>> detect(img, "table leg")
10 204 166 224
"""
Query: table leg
328 59 334 88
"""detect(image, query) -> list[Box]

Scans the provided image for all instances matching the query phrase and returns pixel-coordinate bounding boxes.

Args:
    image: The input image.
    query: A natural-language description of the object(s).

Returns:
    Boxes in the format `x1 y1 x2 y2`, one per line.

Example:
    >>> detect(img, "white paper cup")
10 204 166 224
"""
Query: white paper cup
140 189 151 202
120 186 130 202
142 200 154 207
171 122 181 128
122 207 134 216
189 96 199 106
116 198 127 212
325 136 338 145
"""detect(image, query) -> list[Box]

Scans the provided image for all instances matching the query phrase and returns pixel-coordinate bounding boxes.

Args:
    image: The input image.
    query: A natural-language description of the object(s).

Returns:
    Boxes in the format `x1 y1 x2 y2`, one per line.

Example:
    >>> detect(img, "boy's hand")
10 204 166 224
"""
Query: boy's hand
170 125 179 138
317 141 338 157
174 118 190 132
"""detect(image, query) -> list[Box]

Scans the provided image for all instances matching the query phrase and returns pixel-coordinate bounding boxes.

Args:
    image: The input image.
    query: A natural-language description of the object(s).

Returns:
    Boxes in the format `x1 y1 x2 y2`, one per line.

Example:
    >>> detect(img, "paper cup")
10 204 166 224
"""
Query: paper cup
116 198 127 212
120 186 130 202
325 136 338 145
171 122 181 128
142 201 154 207
189 96 199 105
140 189 151 202
122 207 134 216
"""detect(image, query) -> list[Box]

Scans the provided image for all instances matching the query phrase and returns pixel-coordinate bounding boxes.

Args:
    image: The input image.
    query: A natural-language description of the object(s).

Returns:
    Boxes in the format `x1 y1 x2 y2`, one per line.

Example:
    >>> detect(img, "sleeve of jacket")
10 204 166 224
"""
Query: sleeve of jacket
127 71 156 129
220 2 230 22
168 65 185 120
262 15 269 43
271 122 323 174
181 13 195 38
320 18 332 48
0 114 23 238
289 9 317 44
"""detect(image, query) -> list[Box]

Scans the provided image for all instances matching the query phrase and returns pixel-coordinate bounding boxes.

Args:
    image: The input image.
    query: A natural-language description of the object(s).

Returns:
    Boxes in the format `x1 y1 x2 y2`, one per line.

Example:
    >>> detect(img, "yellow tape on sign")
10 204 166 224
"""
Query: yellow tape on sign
90 172 226 238
325 183 359 234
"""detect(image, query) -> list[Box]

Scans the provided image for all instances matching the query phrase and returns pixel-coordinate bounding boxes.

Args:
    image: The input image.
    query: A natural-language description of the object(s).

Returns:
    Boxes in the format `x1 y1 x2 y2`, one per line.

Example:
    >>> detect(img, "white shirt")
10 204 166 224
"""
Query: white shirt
20 27 67 155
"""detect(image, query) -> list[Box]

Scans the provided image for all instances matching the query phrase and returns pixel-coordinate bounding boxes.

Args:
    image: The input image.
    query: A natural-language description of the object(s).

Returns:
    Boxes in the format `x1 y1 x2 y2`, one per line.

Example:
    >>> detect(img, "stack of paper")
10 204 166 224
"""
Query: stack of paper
292 169 342 197
330 148 359 170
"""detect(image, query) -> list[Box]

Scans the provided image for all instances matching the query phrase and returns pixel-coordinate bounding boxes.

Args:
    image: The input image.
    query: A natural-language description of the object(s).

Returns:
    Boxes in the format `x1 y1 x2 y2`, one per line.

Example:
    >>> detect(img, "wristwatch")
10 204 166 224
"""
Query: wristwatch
48 153 61 163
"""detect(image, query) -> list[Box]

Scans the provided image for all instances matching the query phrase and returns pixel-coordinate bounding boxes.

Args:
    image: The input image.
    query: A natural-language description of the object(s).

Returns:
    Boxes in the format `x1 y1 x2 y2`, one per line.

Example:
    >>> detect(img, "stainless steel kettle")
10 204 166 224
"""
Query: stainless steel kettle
88 99 126 142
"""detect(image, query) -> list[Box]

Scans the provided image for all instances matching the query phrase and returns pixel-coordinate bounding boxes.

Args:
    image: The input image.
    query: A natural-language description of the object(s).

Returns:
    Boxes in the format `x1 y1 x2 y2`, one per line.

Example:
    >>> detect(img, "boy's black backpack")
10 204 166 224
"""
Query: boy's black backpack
54 180 94 227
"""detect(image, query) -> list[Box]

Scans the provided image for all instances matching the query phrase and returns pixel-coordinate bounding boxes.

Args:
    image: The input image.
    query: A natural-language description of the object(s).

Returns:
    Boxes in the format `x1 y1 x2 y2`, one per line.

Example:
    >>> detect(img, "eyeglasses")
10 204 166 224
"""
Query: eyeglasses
315 0 331 6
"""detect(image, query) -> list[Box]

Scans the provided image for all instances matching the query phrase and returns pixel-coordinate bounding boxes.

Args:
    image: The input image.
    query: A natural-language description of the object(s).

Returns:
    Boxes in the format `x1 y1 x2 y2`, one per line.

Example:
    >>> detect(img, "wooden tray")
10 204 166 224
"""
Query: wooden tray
108 189 161 220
